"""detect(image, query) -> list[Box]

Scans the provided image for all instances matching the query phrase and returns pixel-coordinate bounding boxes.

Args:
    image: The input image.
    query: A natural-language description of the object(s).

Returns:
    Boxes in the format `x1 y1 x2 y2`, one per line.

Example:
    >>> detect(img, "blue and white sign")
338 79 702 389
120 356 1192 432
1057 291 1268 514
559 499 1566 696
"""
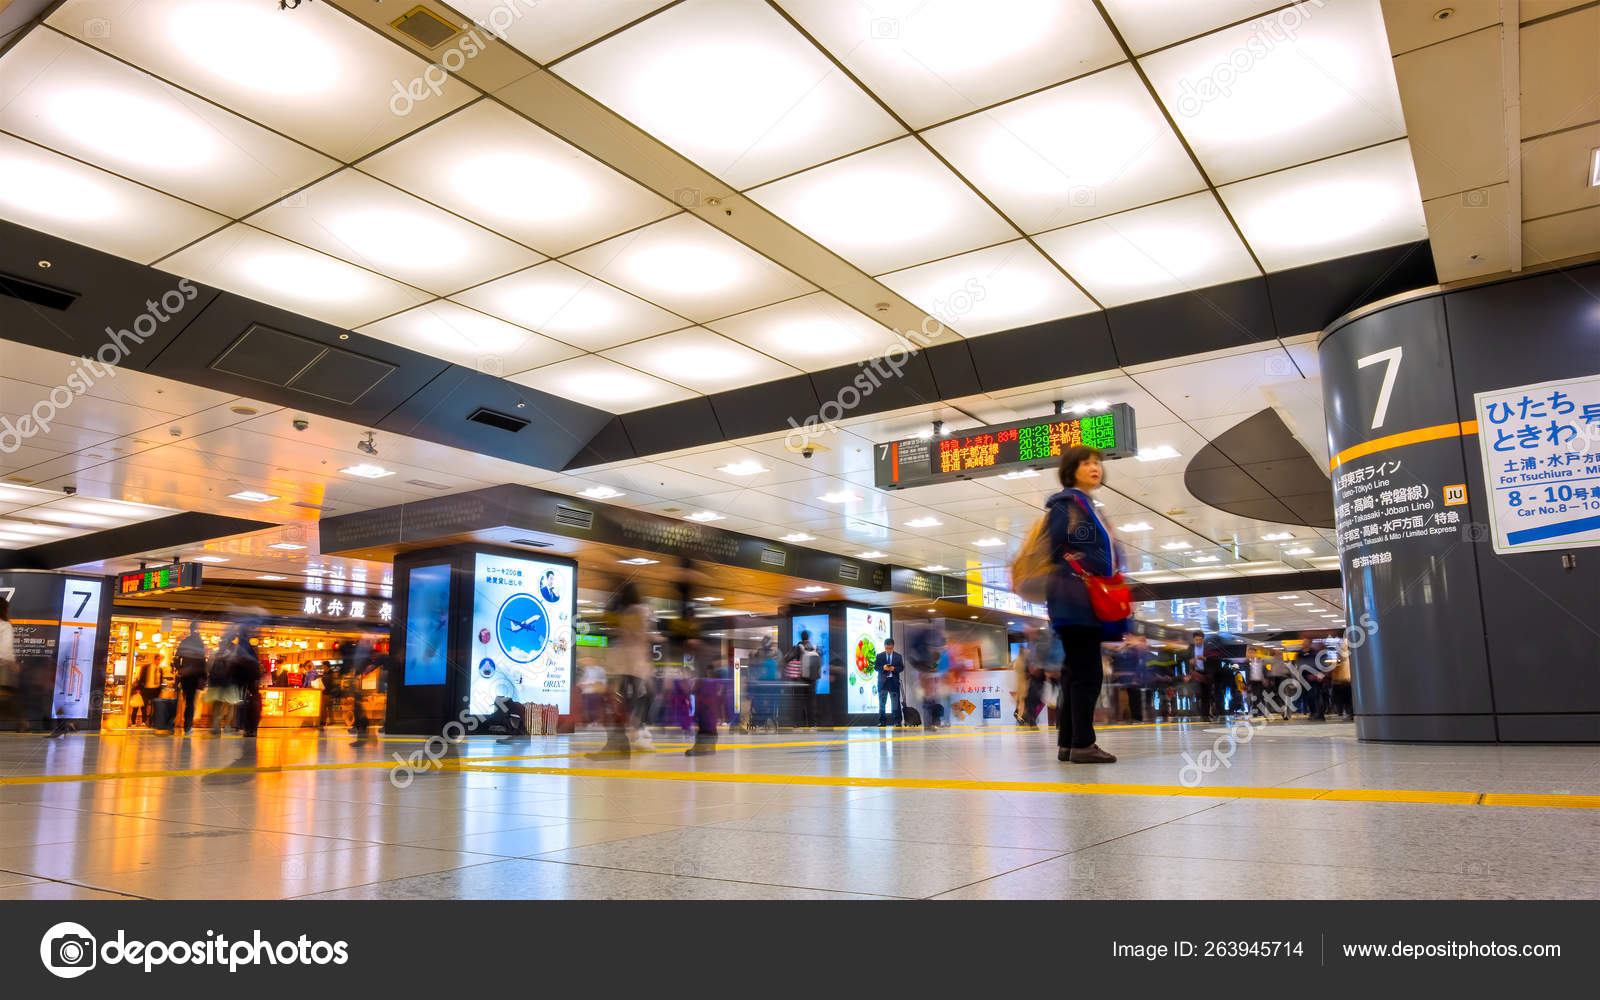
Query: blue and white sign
470 553 573 715
1473 374 1600 555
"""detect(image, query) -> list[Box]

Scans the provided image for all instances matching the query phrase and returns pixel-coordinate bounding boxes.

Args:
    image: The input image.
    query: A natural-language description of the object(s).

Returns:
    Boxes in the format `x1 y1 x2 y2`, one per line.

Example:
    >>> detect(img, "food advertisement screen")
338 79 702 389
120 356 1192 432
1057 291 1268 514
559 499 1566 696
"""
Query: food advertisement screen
845 607 892 715
470 553 573 715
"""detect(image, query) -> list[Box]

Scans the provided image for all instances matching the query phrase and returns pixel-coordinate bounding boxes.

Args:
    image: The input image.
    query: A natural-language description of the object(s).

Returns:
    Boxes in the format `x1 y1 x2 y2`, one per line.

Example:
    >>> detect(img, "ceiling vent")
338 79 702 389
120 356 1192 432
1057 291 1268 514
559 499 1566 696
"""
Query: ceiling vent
0 271 77 310
212 324 394 405
391 6 460 48
405 479 451 490
553 504 594 531
760 548 786 568
509 537 552 548
467 407 529 433
838 563 861 582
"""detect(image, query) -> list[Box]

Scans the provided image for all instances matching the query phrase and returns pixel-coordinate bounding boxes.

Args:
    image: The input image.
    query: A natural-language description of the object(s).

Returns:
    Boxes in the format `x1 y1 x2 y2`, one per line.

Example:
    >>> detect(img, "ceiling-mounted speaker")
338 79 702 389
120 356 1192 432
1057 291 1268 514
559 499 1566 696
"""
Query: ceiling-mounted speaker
391 5 461 48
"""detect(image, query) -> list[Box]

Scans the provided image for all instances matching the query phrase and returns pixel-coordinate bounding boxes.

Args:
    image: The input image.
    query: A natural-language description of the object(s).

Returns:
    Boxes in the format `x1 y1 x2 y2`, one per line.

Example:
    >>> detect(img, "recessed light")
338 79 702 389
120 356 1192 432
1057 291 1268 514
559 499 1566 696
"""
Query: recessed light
716 460 767 476
969 615 978 620
229 406 258 415
799 585 827 593
1192 555 1220 563
921 564 950 572
856 550 887 558
1590 147 1600 187
905 517 942 528
619 557 659 565
268 542 307 551
1295 603 1314 607
1161 541 1190 550
1136 445 1180 462
256 574 287 581
782 532 816 542
1262 531 1295 541
999 469 1039 480
1117 522 1152 532
685 510 725 522
973 537 1004 547
818 490 859 504
579 486 624 500
1278 595 1298 599
228 490 278 502
1284 547 1314 555
191 555 229 563
695 596 723 602
341 464 395 479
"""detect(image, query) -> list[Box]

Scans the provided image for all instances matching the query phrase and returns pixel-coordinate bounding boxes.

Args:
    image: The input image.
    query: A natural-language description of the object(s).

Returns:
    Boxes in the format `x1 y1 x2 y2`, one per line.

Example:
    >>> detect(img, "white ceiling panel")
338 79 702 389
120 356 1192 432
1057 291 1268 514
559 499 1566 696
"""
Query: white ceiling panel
156 224 433 329
1220 139 1426 271
357 100 676 256
1141 0 1406 184
746 137 1014 275
707 293 906 371
1034 192 1259 306
924 64 1206 233
0 30 335 217
508 355 696 413
782 0 1124 129
600 327 798 395
1099 0 1288 55
0 134 226 264
878 240 1098 337
561 214 814 322
552 0 903 188
1133 348 1308 422
49 0 476 161
452 261 688 351
450 0 670 64
355 301 580 375
247 169 542 296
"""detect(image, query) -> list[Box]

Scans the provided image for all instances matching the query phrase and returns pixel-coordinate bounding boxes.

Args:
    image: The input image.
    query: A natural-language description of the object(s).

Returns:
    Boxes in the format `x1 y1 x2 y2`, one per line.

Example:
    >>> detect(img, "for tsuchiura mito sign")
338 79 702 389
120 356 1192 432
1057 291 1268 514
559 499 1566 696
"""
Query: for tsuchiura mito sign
874 404 1137 489
1473 374 1600 555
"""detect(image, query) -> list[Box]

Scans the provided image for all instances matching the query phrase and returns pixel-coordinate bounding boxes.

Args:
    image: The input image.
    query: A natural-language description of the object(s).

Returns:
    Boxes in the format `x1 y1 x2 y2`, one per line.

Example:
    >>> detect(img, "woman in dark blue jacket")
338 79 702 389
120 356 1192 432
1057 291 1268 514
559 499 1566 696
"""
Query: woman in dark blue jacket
1045 445 1128 763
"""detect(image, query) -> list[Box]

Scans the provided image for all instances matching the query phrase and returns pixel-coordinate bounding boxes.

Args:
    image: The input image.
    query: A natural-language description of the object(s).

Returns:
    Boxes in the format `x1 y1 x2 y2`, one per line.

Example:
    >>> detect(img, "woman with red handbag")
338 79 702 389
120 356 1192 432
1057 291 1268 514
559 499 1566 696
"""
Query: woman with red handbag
1045 445 1132 764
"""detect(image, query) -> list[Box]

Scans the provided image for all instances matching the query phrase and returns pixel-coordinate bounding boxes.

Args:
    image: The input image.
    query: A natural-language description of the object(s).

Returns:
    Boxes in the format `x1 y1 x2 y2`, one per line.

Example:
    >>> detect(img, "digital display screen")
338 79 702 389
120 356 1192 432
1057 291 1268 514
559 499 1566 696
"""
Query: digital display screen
118 563 202 597
876 404 1136 489
403 563 451 686
791 613 830 696
51 578 101 720
470 553 573 715
845 608 892 715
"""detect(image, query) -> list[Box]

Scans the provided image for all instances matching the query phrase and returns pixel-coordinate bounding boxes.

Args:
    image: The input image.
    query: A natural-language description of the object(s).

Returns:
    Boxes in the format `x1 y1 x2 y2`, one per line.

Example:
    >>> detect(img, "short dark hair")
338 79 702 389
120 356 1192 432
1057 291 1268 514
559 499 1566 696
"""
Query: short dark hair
884 638 894 646
799 630 810 641
1058 445 1105 489
1191 631 1205 640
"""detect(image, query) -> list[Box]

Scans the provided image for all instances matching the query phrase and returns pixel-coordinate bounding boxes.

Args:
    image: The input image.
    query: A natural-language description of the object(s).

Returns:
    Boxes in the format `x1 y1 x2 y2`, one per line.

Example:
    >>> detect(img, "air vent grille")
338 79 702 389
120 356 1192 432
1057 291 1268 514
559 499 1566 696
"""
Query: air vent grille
838 563 860 582
405 479 450 490
509 537 552 548
760 548 786 568
392 6 460 47
554 504 594 531
467 408 529 433
0 272 77 310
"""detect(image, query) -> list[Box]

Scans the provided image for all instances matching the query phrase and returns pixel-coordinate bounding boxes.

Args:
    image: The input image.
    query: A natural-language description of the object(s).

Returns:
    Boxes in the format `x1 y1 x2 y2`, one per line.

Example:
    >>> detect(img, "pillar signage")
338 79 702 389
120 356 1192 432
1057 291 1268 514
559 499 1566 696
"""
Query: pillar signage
1471 374 1600 555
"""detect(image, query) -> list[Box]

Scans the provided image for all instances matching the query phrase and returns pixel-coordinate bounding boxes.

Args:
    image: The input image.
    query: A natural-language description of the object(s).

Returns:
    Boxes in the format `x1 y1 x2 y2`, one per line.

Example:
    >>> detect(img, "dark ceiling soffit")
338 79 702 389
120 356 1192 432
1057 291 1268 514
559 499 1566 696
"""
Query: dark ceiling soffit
564 240 1436 468
8 512 277 571
1184 407 1336 528
1141 570 1343 602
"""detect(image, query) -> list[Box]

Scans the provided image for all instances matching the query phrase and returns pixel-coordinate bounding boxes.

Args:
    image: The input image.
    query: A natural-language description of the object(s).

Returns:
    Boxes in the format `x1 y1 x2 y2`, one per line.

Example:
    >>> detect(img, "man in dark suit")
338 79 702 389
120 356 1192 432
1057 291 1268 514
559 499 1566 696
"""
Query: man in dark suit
874 639 905 727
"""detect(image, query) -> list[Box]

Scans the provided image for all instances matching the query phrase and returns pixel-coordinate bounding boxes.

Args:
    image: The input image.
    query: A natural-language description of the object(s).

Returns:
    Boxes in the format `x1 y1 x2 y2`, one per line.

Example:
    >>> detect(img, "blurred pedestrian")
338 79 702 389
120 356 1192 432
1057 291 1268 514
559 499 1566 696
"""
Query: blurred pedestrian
230 627 262 738
594 582 652 756
173 621 208 734
204 638 239 734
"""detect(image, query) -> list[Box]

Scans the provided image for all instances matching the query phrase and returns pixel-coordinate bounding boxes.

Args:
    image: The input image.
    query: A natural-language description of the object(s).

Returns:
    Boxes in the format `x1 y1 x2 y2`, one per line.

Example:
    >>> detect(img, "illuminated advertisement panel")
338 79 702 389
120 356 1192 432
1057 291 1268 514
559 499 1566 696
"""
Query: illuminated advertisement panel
470 553 573 715
845 607 892 715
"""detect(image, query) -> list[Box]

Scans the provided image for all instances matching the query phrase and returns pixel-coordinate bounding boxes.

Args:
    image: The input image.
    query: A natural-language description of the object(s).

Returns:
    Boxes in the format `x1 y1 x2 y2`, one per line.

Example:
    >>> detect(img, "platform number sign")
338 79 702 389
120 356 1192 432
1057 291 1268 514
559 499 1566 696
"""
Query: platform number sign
1356 346 1403 430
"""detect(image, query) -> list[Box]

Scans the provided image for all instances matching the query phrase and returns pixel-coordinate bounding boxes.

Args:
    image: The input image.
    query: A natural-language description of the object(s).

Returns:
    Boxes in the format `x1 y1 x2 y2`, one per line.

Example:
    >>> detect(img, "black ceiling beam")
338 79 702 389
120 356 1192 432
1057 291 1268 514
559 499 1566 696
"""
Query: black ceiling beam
1141 570 1343 602
5 512 277 571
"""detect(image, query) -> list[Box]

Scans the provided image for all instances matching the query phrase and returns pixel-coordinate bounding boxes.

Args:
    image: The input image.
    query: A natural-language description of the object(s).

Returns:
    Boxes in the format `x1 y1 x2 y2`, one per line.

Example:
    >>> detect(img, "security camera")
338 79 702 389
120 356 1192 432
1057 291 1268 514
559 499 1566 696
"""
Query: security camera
801 445 815 459
61 485 77 495
357 431 377 456
292 417 309 432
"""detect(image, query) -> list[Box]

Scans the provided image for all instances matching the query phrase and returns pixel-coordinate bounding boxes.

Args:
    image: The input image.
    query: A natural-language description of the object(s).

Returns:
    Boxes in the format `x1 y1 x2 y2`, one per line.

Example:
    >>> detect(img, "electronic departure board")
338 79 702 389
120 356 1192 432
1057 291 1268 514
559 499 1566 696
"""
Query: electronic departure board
118 562 203 597
874 404 1137 489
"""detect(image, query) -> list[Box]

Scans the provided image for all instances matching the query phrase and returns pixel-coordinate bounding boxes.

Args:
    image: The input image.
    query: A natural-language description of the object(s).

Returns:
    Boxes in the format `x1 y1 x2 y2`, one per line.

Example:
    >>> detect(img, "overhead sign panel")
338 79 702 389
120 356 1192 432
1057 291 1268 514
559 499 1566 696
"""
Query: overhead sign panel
117 562 203 597
874 404 1138 489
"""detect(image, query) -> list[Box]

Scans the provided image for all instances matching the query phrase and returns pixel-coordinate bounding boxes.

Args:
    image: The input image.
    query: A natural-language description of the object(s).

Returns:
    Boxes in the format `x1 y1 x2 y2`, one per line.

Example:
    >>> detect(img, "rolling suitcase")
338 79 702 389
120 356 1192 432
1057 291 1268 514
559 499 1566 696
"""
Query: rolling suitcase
149 697 178 731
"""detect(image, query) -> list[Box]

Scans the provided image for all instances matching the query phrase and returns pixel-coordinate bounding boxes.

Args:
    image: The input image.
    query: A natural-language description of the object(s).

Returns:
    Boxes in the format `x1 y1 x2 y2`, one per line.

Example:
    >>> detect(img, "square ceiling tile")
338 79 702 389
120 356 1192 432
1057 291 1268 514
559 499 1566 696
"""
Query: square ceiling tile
450 0 669 63
1100 0 1289 55
156 225 432 329
924 65 1206 234
707 293 906 370
552 0 903 188
508 355 695 413
1220 139 1426 271
355 301 580 375
601 327 798 394
248 170 542 296
0 134 226 264
560 214 814 322
878 240 1098 337
1034 193 1259 306
1144 0 1404 184
782 0 1124 129
0 31 335 217
451 260 688 351
49 0 475 161
357 100 675 256
747 137 1015 275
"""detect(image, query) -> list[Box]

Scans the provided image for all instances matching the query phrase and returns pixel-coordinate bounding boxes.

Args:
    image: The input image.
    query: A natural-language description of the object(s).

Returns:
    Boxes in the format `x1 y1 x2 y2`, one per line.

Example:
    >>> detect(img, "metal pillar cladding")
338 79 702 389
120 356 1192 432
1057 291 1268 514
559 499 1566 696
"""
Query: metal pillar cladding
1319 263 1600 743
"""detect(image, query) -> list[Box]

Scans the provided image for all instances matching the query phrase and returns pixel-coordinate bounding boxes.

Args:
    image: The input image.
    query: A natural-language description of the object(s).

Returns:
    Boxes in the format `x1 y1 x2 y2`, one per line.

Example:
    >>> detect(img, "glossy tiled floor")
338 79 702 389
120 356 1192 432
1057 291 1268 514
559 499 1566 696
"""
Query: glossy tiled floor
2 721 1597 900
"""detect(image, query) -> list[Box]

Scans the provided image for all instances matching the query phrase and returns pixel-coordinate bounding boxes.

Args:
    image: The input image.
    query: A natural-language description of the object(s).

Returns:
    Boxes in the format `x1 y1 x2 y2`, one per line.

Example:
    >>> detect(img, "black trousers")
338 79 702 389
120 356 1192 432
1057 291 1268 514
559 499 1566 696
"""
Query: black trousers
877 682 902 725
236 690 260 736
178 676 202 731
1054 625 1104 749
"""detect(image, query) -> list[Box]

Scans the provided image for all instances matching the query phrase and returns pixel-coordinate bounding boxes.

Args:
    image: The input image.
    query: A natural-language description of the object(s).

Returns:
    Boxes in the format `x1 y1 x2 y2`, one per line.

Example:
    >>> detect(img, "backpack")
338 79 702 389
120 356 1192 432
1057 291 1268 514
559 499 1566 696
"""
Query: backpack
1010 515 1054 602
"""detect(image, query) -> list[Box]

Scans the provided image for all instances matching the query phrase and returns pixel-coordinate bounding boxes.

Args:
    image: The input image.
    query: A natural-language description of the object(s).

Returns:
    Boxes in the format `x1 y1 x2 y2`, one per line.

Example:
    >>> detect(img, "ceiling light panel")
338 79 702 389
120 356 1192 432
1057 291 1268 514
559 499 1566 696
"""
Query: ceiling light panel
357 100 675 256
924 65 1205 234
509 355 696 413
247 170 542 296
452 261 688 351
749 138 1014 275
1219 140 1426 271
706 293 906 370
356 301 580 375
0 134 226 263
782 0 1124 129
157 225 432 329
0 31 334 217
552 0 903 188
1033 192 1258 306
1098 0 1287 55
560 214 813 322
878 240 1097 337
1140 0 1406 184
601 327 798 394
49 0 475 161
449 0 667 63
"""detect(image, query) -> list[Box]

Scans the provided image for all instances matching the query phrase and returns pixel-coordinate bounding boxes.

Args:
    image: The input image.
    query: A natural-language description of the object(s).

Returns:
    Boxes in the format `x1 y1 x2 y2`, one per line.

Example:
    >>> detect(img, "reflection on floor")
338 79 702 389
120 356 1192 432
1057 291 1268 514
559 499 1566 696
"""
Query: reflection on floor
2 721 1598 900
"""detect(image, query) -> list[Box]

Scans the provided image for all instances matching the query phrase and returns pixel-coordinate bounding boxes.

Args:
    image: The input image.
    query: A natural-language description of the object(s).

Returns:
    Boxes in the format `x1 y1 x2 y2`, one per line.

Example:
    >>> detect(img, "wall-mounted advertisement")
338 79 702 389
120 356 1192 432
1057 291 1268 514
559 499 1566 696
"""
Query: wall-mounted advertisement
52 578 101 720
403 563 451 686
791 613 829 695
470 553 573 715
845 607 892 715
